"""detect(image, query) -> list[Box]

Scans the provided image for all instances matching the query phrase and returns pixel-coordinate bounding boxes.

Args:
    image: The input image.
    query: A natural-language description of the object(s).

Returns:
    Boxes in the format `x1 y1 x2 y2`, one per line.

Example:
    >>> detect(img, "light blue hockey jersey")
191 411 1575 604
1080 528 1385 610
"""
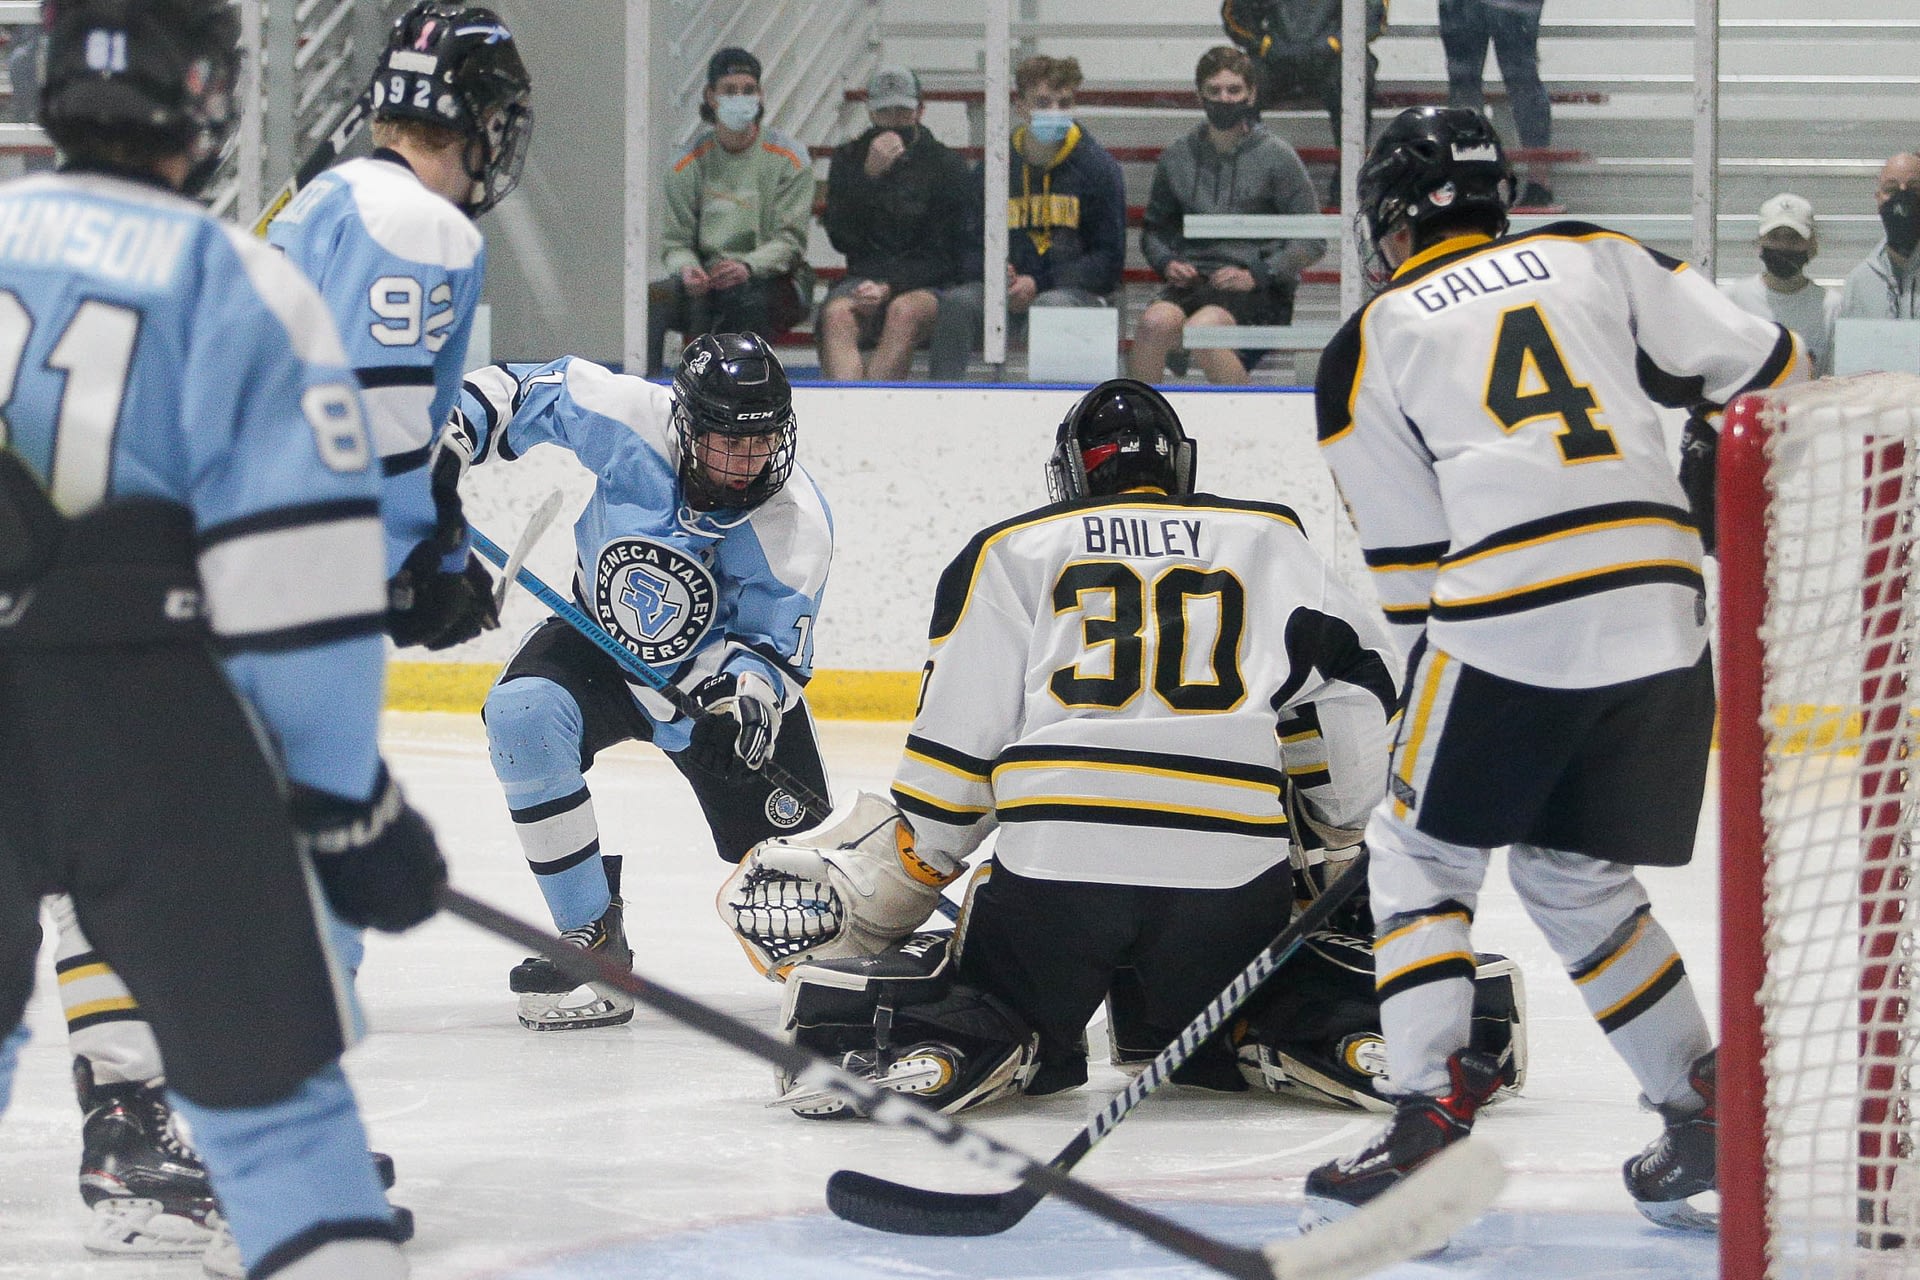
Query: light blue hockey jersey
0 171 386 801
269 152 486 576
458 358 833 751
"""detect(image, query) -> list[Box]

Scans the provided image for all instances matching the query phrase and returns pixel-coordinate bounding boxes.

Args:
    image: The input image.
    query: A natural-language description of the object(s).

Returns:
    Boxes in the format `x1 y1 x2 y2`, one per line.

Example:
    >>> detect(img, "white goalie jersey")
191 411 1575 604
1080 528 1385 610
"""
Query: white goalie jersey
892 493 1401 890
1317 222 1809 688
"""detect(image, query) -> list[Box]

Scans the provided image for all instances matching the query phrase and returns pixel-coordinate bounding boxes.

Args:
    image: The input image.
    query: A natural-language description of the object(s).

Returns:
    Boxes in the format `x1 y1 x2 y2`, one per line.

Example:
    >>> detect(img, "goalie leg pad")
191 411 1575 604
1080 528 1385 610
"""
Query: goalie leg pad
774 933 1037 1118
1233 933 1527 1109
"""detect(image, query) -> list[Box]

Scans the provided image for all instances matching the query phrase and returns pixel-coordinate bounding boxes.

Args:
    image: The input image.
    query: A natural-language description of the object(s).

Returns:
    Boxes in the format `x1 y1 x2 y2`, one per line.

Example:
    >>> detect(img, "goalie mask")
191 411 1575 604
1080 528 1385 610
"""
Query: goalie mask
39 0 241 197
1357 106 1513 282
773 933 1039 1119
672 333 798 515
1046 378 1196 502
374 3 533 217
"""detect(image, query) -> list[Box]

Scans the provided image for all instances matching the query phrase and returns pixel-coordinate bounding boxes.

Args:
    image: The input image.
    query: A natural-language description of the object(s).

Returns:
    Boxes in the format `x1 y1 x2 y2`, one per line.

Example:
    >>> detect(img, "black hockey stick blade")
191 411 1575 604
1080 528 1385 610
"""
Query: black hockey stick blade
826 850 1371 1236
437 886 1498 1280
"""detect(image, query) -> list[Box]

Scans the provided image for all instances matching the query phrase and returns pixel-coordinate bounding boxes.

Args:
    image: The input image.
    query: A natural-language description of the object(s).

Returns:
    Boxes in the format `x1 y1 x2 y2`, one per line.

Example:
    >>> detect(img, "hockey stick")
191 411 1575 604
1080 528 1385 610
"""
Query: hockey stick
493 489 566 615
827 850 1371 1236
249 90 374 238
471 525 963 926
437 884 1503 1280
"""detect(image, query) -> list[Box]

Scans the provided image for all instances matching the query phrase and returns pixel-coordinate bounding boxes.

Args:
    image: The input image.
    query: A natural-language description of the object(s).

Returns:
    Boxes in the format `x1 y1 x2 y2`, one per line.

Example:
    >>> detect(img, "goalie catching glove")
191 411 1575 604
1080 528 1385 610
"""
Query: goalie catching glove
718 793 962 978
291 764 447 932
685 669 781 781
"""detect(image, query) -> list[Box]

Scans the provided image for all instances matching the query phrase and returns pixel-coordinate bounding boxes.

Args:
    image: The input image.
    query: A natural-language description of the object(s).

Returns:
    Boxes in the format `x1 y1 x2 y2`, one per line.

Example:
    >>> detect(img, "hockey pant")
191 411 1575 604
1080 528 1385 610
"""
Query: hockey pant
1368 808 1711 1108
484 617 829 931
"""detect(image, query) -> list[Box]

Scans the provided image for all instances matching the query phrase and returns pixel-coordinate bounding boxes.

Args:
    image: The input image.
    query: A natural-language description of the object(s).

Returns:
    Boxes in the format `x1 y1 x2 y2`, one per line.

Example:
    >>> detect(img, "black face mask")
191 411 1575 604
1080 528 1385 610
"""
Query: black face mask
1201 98 1258 131
1882 189 1920 257
1760 247 1811 280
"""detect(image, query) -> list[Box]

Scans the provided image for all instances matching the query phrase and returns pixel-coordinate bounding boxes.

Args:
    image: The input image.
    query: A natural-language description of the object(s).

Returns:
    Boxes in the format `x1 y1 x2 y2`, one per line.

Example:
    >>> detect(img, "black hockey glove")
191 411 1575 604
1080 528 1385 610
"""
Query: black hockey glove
1679 410 1719 556
291 765 448 933
387 546 500 650
1296 852 1373 940
684 670 782 782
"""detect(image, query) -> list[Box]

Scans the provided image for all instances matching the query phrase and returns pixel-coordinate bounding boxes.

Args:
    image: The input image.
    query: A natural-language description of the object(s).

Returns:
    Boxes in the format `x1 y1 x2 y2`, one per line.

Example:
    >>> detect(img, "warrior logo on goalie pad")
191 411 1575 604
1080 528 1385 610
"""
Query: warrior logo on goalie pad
594 537 715 666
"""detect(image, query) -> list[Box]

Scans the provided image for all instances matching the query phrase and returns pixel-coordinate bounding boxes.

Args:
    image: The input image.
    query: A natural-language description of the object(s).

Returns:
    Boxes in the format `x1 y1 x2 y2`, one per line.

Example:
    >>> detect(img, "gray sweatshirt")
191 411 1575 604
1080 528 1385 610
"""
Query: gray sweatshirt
1140 122 1325 291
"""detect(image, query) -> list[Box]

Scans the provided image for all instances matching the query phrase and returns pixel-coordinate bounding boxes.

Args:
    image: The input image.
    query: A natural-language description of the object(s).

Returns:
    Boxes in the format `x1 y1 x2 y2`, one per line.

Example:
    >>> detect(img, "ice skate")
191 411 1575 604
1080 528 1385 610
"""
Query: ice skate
1300 1048 1503 1232
1624 1049 1717 1231
75 1060 215 1257
509 899 636 1030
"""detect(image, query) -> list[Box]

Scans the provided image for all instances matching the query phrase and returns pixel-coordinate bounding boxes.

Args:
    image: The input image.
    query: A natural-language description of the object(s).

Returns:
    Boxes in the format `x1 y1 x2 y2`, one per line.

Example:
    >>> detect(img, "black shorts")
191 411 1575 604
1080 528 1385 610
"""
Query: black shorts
495 617 830 862
1155 281 1294 328
0 642 350 1109
954 859 1293 1066
1392 642 1715 866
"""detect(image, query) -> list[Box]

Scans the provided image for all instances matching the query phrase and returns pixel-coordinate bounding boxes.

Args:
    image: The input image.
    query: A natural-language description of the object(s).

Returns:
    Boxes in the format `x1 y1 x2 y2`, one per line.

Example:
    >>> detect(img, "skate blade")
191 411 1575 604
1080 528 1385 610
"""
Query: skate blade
516 983 636 1031
84 1198 215 1257
1633 1191 1718 1233
772 1055 948 1115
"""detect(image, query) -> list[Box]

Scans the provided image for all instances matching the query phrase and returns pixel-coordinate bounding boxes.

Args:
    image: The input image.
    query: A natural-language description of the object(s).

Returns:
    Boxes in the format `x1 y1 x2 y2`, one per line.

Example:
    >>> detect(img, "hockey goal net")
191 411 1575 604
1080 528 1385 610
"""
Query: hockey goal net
1719 373 1920 1280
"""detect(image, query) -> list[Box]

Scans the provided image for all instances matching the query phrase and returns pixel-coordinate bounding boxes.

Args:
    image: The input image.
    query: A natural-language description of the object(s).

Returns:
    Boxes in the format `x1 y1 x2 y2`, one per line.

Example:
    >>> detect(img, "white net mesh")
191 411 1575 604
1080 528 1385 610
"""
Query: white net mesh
1756 373 1920 1276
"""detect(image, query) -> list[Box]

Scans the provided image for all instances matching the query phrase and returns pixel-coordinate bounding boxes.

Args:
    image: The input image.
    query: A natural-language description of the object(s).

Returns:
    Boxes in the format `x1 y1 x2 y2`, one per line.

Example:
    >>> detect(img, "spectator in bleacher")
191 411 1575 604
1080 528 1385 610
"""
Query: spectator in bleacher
926 55 1127 380
1720 193 1838 377
817 67 971 381
1839 152 1920 322
646 48 813 376
1221 0 1385 200
1129 46 1324 385
1437 0 1554 209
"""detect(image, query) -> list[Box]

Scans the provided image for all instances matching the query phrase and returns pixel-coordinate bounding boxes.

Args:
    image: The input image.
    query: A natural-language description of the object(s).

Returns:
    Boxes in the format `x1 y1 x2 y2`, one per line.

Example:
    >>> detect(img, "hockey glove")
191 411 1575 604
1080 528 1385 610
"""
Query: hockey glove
685 670 781 781
1679 410 1719 556
291 765 448 933
387 546 500 650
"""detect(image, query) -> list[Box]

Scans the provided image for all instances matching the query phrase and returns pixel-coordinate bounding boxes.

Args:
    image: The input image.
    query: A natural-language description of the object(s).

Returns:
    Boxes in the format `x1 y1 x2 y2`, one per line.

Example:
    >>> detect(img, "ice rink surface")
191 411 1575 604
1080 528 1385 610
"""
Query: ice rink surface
2 713 1722 1279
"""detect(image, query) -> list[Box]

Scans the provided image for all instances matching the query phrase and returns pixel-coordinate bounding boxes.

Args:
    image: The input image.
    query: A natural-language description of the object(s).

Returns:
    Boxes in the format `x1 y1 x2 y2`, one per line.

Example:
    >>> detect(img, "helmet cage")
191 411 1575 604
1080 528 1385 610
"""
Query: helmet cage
1046 379 1196 502
670 334 798 514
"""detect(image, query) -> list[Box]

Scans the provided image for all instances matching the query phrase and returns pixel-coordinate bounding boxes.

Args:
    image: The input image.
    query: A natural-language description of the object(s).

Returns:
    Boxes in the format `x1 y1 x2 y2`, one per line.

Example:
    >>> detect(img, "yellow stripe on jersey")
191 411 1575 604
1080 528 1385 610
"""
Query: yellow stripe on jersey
1435 557 1700 609
1441 515 1697 571
57 962 117 986
996 793 1289 825
1376 951 1479 991
1594 954 1684 1025
1375 906 1474 950
991 756 1283 794
1393 651 1450 818
65 996 139 1022
1572 913 1653 986
891 780 992 818
903 746 992 782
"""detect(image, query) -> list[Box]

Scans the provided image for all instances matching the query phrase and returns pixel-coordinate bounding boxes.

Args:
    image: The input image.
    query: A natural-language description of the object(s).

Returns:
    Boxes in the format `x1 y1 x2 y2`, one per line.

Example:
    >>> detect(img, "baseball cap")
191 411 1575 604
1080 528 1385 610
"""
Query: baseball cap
1757 192 1815 240
867 66 921 112
707 47 762 87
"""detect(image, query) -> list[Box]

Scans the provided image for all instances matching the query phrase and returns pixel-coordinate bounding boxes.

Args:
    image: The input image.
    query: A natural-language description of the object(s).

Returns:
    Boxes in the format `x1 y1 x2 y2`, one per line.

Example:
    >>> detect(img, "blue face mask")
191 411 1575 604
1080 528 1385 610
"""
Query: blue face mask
1027 110 1073 144
714 93 759 132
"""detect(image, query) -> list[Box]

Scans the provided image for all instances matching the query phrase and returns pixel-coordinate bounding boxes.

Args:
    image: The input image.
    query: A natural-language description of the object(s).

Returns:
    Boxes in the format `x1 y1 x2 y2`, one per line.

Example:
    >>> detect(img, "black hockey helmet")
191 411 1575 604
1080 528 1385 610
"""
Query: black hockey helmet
38 0 241 195
671 333 798 514
373 3 533 216
1046 378 1196 502
1357 106 1513 275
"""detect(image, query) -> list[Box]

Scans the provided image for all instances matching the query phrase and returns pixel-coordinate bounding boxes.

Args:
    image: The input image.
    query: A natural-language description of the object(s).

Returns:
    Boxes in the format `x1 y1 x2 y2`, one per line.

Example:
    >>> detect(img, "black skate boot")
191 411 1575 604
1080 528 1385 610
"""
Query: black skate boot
1624 1049 1717 1231
1301 1048 1504 1231
509 899 636 1030
75 1058 217 1256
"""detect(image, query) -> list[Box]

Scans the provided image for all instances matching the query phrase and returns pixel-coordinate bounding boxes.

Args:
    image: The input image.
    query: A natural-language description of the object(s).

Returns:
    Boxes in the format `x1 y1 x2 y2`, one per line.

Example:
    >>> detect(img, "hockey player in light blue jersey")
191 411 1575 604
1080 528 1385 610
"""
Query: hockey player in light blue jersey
0 5 446 1280
270 2 532 652
455 333 837 1029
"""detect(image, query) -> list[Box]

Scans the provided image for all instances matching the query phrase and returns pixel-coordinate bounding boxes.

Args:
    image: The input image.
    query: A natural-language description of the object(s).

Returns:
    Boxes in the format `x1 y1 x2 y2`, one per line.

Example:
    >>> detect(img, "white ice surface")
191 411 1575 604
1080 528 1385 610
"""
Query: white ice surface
1 714 1722 1279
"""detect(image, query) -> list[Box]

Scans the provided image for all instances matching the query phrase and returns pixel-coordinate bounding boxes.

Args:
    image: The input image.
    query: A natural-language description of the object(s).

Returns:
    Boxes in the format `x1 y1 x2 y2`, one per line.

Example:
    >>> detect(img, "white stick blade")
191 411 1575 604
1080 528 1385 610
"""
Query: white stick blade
1262 1139 1505 1280
495 488 568 612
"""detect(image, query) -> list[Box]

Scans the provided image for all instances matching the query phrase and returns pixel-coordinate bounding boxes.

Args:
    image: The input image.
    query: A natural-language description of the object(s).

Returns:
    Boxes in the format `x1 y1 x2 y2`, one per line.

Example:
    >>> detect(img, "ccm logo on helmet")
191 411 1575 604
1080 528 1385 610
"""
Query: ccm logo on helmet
735 409 778 421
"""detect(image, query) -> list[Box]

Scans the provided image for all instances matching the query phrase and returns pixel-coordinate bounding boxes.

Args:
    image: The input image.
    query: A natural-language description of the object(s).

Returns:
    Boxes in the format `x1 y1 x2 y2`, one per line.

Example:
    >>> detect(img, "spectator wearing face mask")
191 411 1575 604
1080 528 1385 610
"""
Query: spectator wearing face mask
817 67 972 381
1130 45 1323 384
648 47 814 375
1839 152 1920 322
1719 193 1839 377
927 55 1126 379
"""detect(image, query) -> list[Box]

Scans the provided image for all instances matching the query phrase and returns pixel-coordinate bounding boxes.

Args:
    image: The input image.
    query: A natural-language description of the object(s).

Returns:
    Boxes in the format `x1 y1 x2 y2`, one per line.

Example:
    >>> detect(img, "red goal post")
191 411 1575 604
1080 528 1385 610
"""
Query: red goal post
1718 373 1920 1280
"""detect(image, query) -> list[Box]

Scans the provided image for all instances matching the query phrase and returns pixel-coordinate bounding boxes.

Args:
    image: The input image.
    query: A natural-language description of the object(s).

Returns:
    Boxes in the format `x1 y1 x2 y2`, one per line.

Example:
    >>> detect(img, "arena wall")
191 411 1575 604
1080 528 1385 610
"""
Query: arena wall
390 384 1373 717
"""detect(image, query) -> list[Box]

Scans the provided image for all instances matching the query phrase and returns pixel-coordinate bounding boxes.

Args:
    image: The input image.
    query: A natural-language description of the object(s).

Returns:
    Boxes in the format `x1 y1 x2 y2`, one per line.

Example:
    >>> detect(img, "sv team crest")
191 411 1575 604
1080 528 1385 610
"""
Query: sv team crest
594 537 717 666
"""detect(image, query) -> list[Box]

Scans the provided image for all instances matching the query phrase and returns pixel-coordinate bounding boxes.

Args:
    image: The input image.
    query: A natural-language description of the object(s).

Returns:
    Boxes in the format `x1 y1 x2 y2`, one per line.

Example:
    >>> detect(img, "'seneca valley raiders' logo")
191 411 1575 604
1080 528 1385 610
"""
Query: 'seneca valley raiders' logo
594 538 717 666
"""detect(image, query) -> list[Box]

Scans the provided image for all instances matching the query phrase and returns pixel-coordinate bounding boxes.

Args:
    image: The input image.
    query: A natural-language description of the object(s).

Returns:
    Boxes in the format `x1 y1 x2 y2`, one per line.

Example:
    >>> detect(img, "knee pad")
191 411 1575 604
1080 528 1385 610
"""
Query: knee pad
776 933 1038 1119
484 678 587 790
1232 931 1528 1109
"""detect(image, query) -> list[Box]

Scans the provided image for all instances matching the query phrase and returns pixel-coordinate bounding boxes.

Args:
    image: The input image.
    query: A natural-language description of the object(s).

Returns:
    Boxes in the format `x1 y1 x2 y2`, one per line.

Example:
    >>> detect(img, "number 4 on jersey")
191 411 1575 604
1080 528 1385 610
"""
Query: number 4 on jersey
1486 303 1620 463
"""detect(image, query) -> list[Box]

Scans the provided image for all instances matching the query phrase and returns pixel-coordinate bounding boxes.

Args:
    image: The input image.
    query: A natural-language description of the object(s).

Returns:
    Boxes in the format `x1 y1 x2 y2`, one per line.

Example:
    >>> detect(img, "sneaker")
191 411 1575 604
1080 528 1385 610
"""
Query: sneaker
75 1060 216 1256
1624 1049 1717 1231
1300 1048 1504 1230
509 900 636 1030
